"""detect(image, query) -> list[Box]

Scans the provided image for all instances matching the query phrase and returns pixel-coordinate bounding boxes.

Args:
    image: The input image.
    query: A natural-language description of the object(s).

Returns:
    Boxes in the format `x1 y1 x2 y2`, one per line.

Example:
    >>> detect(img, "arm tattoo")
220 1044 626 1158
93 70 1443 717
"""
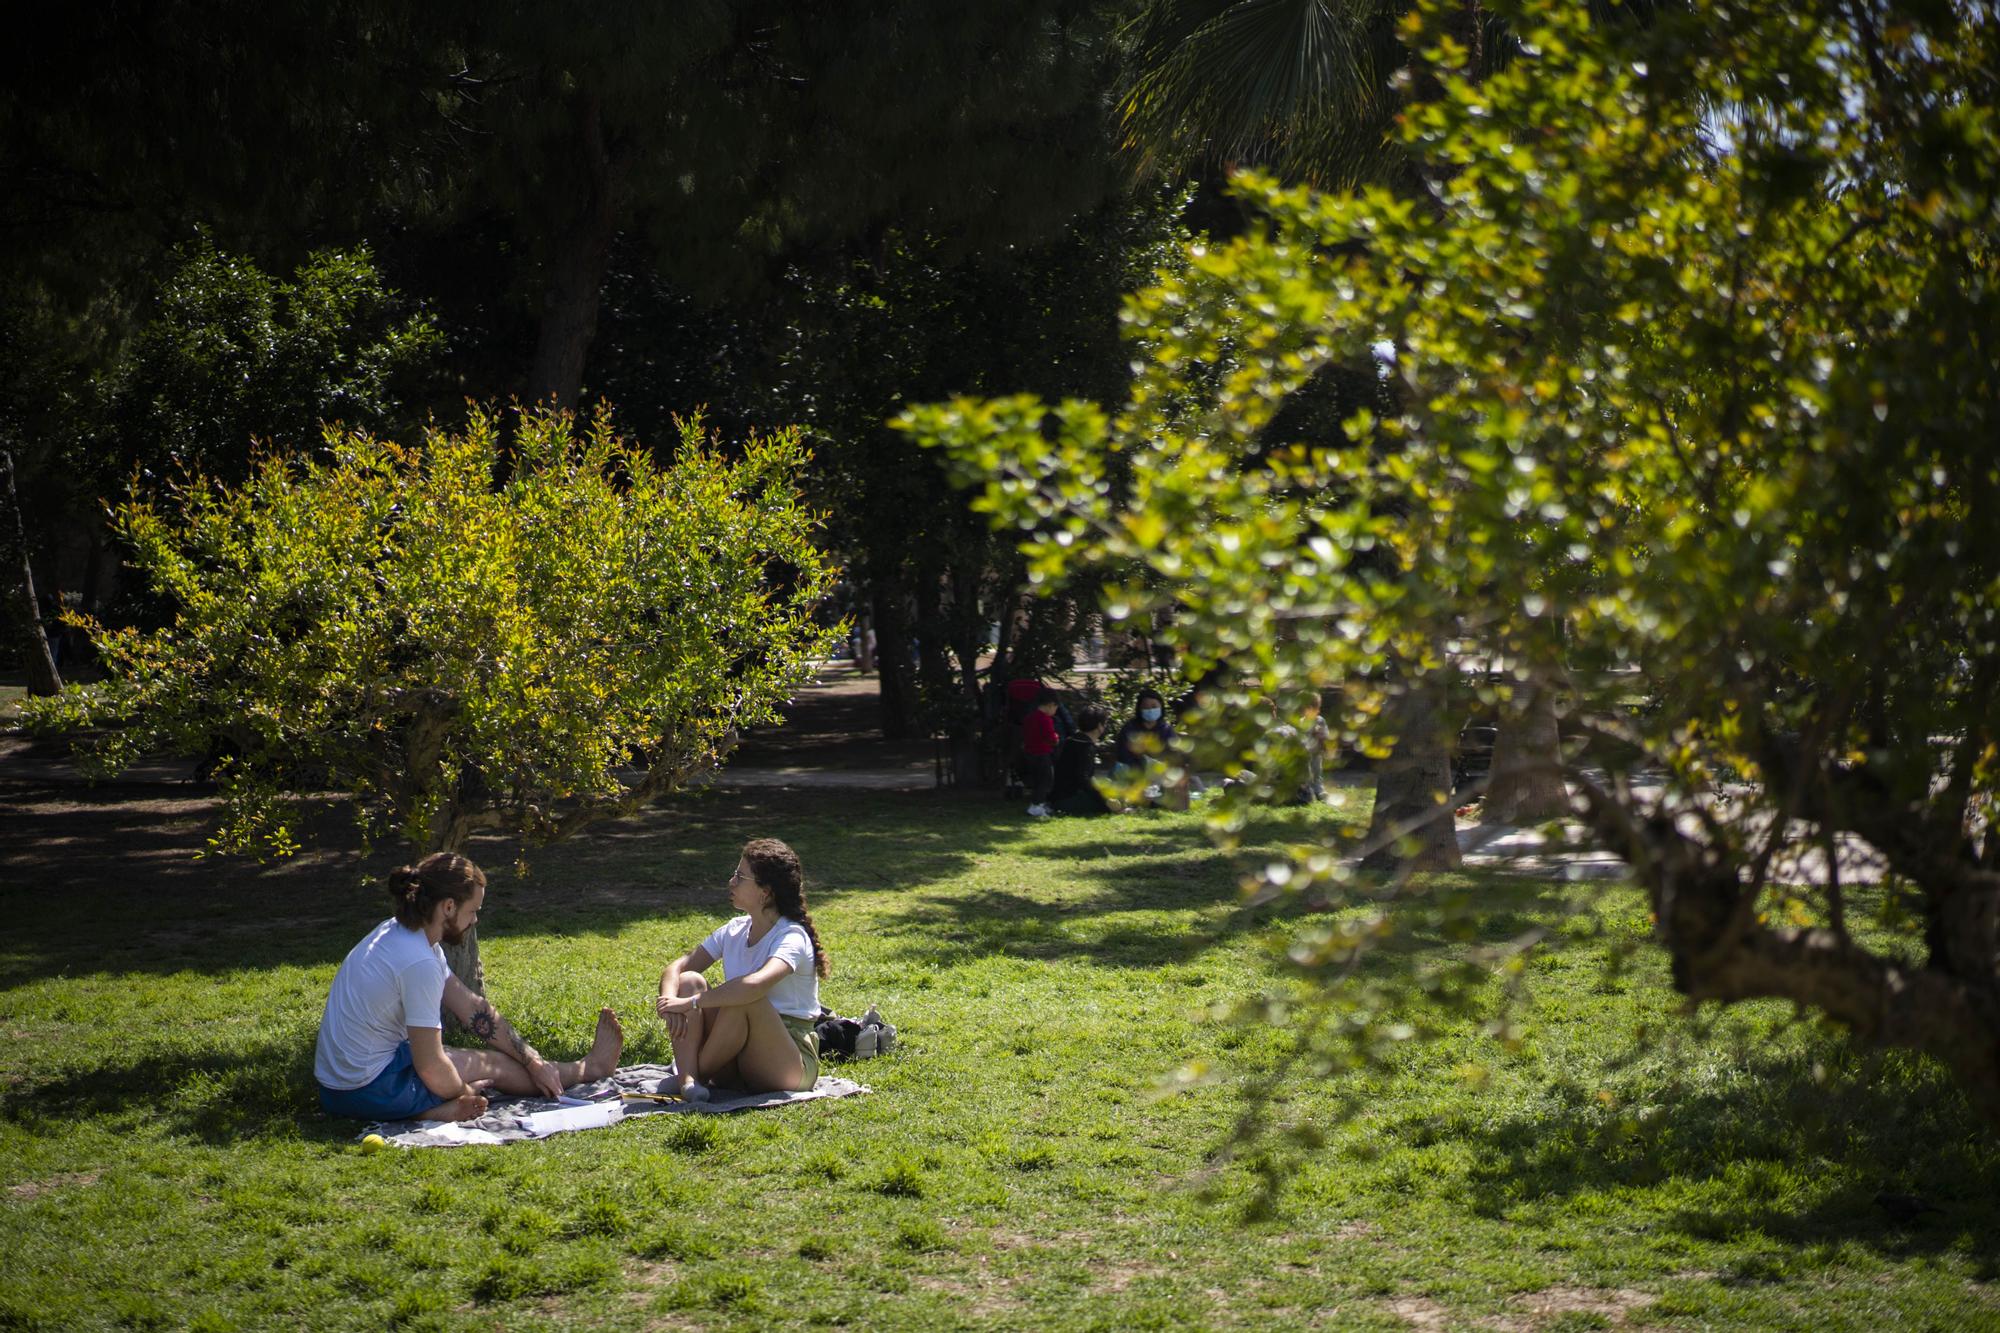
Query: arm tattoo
468 1000 498 1042
508 1028 531 1062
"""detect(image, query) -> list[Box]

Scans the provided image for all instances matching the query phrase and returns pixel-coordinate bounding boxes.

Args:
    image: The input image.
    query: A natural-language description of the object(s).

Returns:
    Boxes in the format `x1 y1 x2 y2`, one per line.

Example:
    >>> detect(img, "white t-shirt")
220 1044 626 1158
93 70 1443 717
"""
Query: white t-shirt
314 918 450 1090
700 915 819 1019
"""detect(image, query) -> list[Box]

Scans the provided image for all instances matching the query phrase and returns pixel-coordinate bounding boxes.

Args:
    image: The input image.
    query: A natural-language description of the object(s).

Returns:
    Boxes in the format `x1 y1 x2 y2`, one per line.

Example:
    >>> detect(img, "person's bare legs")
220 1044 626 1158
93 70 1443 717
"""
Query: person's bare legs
731 999 808 1093
445 1008 624 1094
667 975 712 1095
696 1004 750 1085
575 1008 624 1082
416 1090 490 1121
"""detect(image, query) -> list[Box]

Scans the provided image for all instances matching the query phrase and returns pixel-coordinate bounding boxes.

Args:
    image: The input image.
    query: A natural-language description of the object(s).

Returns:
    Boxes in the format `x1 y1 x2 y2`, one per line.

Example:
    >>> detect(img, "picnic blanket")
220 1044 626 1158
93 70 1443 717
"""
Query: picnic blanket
360 1063 870 1148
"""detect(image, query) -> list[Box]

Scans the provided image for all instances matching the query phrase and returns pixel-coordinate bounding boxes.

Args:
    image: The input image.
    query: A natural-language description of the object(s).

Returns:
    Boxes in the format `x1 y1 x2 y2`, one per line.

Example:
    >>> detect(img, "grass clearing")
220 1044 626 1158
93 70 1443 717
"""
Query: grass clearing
1 782 1996 1330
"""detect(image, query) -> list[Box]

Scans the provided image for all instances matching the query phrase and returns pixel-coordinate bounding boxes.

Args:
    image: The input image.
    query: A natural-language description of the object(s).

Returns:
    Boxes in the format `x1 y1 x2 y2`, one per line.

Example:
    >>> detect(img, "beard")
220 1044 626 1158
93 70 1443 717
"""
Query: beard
440 920 469 947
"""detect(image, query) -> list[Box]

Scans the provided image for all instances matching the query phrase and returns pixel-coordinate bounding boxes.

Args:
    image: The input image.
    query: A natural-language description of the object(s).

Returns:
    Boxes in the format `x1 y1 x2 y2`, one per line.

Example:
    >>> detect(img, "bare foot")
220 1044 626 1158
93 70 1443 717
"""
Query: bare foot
581 1007 624 1081
419 1091 488 1122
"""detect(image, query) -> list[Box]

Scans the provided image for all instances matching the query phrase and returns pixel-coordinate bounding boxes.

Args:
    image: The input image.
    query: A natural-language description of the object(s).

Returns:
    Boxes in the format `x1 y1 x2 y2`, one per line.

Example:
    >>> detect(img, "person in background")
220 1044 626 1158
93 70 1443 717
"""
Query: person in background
1049 705 1113 815
1300 693 1330 802
1114 688 1174 770
1113 688 1188 810
1262 692 1332 804
1002 674 1046 798
1022 687 1062 818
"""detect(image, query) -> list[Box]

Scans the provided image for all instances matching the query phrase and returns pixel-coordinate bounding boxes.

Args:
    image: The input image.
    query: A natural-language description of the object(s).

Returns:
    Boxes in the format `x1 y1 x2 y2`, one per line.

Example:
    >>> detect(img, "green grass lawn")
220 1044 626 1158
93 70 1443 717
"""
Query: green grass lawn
1 784 1996 1331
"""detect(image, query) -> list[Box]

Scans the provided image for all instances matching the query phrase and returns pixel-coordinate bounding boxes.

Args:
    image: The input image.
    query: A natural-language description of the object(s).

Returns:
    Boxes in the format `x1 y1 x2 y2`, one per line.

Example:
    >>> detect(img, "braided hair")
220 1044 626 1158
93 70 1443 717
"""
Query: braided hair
740 838 829 978
387 852 486 930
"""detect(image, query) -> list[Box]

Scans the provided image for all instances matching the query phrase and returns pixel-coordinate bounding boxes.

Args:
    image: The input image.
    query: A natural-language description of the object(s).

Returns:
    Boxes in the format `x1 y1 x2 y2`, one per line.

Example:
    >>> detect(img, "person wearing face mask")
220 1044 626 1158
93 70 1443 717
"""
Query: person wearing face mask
1115 689 1174 769
1111 688 1189 808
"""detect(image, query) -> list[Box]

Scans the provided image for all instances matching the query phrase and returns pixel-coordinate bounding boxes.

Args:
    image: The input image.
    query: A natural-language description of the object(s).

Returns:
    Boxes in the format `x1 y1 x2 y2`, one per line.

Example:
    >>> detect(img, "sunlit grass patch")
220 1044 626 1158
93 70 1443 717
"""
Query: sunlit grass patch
0 785 1994 1330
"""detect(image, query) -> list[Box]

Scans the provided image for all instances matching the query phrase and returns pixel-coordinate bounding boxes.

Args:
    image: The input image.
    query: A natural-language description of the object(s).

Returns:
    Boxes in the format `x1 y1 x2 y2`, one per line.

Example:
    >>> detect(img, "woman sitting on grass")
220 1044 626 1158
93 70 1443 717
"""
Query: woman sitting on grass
654 838 828 1101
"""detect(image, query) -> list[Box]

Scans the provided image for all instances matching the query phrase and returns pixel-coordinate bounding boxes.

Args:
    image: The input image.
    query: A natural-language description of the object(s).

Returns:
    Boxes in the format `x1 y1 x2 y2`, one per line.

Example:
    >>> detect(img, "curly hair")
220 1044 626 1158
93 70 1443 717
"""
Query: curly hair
740 838 830 978
387 852 486 930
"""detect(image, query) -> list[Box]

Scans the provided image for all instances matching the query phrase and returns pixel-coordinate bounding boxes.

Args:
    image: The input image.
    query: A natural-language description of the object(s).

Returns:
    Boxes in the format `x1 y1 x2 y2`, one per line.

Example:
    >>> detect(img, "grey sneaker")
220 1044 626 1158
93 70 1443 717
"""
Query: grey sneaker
874 1022 898 1054
853 1025 879 1059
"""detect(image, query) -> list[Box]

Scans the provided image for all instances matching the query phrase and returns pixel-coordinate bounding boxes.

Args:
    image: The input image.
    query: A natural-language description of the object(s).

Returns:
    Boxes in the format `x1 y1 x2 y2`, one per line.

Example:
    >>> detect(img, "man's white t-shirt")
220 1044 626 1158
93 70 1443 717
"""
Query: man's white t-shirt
700 915 819 1019
314 919 450 1090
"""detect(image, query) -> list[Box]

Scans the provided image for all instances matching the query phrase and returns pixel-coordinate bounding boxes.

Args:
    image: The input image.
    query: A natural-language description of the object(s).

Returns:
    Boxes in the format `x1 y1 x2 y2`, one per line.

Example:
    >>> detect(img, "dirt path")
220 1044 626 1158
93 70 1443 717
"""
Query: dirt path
0 665 946 798
721 665 938 790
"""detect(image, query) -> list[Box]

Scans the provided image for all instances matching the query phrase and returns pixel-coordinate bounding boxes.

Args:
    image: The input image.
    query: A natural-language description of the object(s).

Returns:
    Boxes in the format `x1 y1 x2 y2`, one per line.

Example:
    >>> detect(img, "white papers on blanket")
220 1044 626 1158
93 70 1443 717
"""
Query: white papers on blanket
406 1121 509 1146
521 1101 625 1138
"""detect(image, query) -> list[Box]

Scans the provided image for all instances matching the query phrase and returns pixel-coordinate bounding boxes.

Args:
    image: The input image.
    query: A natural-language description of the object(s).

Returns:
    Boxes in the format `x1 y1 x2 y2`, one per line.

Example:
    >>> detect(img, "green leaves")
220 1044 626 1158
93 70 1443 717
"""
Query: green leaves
27 406 839 856
100 234 442 488
908 0 2000 1101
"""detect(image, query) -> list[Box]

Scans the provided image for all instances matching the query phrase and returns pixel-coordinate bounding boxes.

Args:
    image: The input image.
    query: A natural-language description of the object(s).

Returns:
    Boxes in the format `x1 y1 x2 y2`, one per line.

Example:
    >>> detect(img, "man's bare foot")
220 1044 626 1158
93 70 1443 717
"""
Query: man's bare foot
581 1007 624 1082
419 1091 488 1122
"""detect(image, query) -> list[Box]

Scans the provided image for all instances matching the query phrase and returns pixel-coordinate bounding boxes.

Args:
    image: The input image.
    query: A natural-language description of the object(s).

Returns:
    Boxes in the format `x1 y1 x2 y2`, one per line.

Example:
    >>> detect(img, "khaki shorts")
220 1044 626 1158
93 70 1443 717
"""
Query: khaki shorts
783 1013 822 1091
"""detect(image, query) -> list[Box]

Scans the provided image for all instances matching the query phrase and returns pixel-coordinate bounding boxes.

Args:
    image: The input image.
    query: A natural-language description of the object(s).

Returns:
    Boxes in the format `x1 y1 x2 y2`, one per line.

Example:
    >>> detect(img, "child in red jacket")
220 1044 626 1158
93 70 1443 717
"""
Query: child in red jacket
1022 689 1061 817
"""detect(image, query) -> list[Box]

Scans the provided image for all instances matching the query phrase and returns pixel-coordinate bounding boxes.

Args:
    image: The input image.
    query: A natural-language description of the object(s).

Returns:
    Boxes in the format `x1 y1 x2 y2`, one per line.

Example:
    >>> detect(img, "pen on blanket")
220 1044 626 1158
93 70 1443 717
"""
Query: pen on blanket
618 1091 679 1104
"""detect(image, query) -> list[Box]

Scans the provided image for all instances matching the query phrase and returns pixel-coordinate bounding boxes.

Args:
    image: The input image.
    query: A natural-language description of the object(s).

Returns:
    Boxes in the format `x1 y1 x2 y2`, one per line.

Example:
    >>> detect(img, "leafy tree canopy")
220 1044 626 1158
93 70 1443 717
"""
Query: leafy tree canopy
903 0 2000 1117
26 407 838 859
97 234 443 489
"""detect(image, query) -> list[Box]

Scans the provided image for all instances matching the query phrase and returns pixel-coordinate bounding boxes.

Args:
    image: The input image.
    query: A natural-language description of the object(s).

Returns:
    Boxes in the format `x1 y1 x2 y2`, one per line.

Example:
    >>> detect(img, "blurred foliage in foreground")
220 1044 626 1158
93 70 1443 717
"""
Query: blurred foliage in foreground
901 0 2000 1120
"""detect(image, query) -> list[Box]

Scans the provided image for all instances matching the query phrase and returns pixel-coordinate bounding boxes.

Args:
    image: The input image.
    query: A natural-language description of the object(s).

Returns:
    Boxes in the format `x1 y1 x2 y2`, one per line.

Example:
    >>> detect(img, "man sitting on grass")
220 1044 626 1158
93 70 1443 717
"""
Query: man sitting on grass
314 852 623 1123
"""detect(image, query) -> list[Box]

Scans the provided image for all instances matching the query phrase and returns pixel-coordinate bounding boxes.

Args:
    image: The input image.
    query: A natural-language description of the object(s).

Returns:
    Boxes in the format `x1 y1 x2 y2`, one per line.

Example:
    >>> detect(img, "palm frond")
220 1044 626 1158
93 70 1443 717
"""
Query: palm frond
1118 0 1400 189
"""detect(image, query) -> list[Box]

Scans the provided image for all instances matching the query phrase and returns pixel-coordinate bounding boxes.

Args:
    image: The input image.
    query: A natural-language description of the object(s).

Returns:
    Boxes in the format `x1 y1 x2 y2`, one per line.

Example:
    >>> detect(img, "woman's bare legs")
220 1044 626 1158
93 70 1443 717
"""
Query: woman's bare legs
723 1000 808 1092
666 977 805 1094
667 974 712 1094
444 1008 624 1095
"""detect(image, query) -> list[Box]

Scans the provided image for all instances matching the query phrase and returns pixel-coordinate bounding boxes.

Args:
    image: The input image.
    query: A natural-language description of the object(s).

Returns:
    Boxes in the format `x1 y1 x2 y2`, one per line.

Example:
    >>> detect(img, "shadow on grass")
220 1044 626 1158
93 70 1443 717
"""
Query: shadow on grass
0 780 1037 988
0 1031 356 1147
872 884 1240 970
0 778 397 987
868 834 1610 975
1449 1048 2000 1263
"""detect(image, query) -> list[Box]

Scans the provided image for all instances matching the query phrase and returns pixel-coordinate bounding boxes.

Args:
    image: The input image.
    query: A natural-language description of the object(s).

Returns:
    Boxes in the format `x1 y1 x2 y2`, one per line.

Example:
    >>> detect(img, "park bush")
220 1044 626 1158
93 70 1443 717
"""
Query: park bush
25 405 839 867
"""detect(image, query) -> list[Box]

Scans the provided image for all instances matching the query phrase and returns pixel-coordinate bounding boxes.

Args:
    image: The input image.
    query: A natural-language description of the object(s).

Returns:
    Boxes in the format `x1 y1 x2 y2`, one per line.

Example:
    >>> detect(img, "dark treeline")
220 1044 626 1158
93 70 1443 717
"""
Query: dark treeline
1 2 1448 748
1 3 1229 738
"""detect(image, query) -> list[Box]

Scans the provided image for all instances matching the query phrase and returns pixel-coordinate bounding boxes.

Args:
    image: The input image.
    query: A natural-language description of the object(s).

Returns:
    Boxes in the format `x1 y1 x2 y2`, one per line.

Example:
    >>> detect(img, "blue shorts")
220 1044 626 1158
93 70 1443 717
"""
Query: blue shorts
318 1041 447 1121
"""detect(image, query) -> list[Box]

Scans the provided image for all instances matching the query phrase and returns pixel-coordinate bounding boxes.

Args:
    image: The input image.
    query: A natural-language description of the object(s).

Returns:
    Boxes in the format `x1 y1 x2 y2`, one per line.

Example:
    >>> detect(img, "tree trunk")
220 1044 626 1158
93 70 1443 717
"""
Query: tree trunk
947 559 987 786
0 450 62 697
440 929 486 1002
913 563 955 706
871 579 920 740
526 93 616 411
427 818 487 1011
1361 684 1462 873
1485 679 1570 823
1572 770 2000 1124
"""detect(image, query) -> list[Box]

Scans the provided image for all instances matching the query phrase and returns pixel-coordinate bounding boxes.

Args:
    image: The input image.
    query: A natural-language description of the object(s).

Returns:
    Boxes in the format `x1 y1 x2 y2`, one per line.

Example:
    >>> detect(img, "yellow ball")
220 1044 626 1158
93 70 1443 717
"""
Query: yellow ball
361 1133 387 1153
